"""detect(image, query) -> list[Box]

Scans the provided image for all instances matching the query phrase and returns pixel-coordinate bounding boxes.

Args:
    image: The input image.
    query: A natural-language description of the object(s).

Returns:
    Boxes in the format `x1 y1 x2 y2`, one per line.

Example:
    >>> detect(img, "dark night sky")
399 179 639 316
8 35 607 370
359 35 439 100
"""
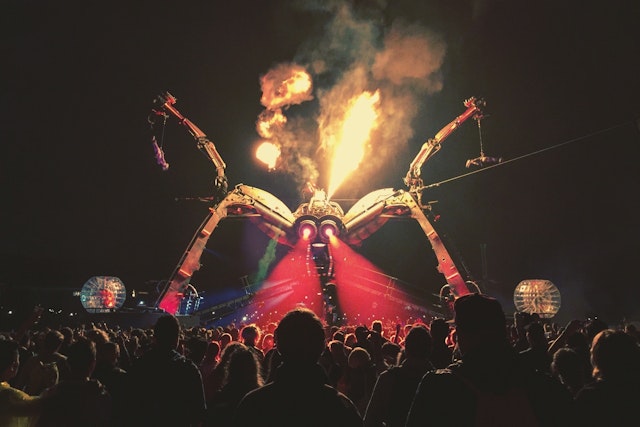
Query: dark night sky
2 0 640 324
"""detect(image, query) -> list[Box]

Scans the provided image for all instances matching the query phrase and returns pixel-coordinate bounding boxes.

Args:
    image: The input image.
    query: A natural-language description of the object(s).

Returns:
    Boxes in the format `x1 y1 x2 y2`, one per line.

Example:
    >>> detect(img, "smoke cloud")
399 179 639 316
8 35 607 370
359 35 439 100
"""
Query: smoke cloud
257 0 447 197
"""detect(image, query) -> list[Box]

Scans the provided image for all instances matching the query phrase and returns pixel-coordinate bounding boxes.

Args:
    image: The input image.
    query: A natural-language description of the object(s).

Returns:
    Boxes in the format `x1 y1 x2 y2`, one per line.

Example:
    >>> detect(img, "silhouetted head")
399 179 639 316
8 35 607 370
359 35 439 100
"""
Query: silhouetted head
551 347 584 383
455 294 505 334
67 337 97 378
43 330 64 353
186 336 209 364
454 293 507 354
241 324 261 347
348 347 371 369
275 308 325 365
429 318 450 341
0 339 20 381
355 326 369 342
226 346 263 388
525 321 548 348
404 324 432 359
591 328 640 380
96 341 120 366
371 320 383 335
154 314 181 350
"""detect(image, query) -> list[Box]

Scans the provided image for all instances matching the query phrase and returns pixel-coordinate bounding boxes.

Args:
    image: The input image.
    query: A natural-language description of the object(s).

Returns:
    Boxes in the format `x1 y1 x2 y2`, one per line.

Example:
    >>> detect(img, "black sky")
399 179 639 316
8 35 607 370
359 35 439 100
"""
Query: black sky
2 0 640 324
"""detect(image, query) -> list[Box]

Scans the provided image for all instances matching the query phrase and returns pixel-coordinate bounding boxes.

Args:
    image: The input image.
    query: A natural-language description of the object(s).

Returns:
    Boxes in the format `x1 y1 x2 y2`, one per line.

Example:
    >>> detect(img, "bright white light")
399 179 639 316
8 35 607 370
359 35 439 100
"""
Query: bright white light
256 141 281 170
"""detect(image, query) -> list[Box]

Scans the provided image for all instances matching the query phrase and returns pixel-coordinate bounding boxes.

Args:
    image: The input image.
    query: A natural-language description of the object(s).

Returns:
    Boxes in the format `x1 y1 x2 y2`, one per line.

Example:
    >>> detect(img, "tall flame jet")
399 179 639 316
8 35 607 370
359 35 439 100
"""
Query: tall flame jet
326 90 381 199
255 63 382 201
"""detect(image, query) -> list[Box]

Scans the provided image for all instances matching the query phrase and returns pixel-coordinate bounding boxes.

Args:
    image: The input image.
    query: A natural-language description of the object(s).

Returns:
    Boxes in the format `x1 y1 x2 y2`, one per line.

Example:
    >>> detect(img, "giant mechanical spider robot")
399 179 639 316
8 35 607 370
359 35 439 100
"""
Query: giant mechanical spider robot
150 93 489 322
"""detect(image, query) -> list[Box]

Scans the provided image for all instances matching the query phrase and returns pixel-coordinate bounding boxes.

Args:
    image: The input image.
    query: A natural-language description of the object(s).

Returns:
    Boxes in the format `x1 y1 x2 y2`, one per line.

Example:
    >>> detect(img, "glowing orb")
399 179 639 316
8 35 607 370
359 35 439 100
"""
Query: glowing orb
513 279 561 318
80 276 127 313
256 141 281 170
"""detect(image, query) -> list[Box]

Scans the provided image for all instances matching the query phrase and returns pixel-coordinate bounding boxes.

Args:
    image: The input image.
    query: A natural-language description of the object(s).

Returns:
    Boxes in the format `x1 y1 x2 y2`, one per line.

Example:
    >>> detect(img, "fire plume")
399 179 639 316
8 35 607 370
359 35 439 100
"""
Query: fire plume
256 109 287 139
327 90 381 199
256 141 281 170
260 64 313 110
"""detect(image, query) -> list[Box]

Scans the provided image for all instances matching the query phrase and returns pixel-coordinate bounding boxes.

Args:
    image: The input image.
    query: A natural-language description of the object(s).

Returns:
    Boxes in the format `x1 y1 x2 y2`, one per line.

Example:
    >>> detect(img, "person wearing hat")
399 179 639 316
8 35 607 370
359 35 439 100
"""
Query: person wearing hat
406 293 573 426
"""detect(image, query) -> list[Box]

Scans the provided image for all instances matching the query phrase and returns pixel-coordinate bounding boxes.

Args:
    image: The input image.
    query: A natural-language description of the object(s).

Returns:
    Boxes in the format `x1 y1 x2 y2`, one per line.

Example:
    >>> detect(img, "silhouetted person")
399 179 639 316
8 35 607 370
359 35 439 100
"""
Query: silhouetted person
337 347 376 416
232 307 362 427
550 347 589 398
518 321 552 374
206 344 263 426
92 341 128 426
240 324 265 369
57 327 74 357
14 333 35 386
204 341 244 400
370 320 385 341
0 338 43 426
429 318 453 369
127 314 206 427
364 324 434 427
353 326 374 356
323 339 350 388
624 322 640 343
574 329 640 426
406 293 572 426
379 341 401 369
260 332 275 355
199 340 220 382
262 343 283 383
512 311 533 352
218 332 232 352
15 330 70 395
37 337 111 426
186 336 209 367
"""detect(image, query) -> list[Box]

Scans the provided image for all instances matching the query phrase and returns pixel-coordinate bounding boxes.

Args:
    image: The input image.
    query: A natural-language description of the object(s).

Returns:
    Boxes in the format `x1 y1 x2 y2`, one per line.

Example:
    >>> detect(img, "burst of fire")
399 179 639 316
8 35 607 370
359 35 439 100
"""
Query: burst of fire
256 109 287 139
256 141 281 170
327 90 381 199
281 70 312 96
260 65 313 110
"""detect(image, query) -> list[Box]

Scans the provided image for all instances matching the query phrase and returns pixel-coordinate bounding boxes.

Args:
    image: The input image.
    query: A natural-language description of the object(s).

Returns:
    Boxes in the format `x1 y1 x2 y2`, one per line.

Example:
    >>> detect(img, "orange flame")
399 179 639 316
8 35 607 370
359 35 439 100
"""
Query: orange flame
256 141 281 170
327 90 381 199
260 64 313 110
256 109 287 139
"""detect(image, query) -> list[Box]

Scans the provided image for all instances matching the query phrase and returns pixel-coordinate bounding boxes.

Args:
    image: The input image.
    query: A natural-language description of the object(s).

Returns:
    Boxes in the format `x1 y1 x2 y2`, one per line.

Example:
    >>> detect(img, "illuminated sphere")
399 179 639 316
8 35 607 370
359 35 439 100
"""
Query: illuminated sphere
513 279 561 318
80 276 127 313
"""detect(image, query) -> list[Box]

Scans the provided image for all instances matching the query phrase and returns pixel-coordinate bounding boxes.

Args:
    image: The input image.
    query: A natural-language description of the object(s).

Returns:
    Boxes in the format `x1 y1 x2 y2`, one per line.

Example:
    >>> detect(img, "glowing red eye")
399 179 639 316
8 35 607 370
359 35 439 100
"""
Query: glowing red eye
319 219 339 243
297 219 317 240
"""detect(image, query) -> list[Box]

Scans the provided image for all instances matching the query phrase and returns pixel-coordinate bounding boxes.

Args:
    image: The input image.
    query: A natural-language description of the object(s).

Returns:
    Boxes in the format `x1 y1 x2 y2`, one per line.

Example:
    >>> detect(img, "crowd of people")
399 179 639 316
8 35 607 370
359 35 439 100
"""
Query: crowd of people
1 294 640 426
